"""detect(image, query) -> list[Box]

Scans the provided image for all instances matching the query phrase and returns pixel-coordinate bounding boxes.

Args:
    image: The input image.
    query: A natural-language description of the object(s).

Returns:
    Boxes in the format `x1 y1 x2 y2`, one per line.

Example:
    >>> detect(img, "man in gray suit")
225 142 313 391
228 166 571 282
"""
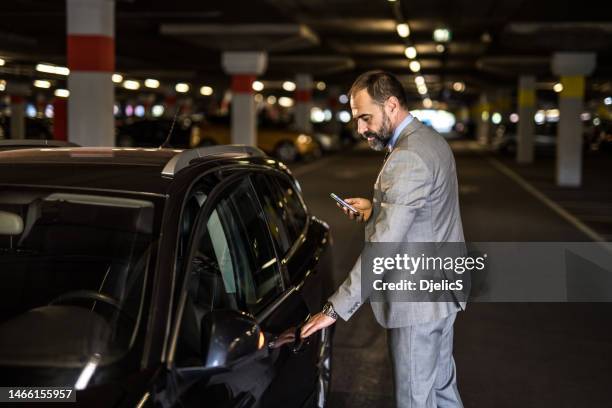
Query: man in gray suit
301 71 466 408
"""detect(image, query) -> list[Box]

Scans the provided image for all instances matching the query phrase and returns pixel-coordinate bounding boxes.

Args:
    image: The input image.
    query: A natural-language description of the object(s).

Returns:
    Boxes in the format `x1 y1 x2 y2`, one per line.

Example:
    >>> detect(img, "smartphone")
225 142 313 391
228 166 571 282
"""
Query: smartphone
330 193 359 215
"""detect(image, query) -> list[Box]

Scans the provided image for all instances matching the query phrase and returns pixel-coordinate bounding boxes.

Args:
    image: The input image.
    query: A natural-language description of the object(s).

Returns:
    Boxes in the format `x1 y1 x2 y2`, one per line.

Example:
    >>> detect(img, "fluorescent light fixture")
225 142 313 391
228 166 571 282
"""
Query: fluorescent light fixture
409 61 421 73
144 79 160 89
433 28 451 42
252 81 264 92
200 86 213 96
33 80 51 89
282 81 296 92
396 23 410 38
36 63 69 76
112 74 123 83
175 83 189 93
54 89 70 98
404 46 417 59
123 80 140 90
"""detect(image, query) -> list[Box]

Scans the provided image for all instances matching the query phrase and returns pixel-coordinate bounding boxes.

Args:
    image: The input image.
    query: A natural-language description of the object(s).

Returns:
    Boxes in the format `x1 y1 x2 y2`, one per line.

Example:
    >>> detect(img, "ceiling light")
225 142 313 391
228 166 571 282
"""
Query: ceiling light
112 74 123 83
417 86 428 95
452 82 465 92
123 80 140 90
0 59 5 66
200 86 213 96
409 61 421 73
33 80 51 89
252 81 264 92
404 46 417 59
0 80 5 92
278 96 294 107
36 63 69 76
267 95 277 105
553 83 563 93
415 75 425 85
316 81 326 91
54 89 69 98
433 28 451 42
604 97 612 105
436 44 445 53
481 32 492 43
396 23 410 38
144 79 160 89
175 83 189 93
423 98 433 108
282 81 296 92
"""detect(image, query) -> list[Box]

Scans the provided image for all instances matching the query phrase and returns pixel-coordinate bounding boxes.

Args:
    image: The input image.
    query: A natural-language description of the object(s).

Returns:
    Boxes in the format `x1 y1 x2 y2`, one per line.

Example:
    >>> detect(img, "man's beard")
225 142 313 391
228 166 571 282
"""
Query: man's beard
363 112 393 151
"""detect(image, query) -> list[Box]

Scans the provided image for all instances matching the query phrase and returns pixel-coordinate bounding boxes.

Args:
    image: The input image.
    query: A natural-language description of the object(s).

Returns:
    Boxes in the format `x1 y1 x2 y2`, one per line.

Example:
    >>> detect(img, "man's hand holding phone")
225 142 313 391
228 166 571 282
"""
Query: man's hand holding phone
333 195 372 223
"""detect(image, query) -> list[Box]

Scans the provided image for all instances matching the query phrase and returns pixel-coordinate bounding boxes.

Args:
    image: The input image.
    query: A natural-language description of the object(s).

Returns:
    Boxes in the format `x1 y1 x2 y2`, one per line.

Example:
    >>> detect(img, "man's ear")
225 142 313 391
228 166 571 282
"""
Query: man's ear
385 96 400 116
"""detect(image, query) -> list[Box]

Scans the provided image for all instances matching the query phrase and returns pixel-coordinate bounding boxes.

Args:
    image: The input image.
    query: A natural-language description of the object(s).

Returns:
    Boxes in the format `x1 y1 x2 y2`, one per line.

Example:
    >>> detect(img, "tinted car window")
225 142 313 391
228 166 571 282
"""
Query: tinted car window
272 175 308 239
223 179 283 314
251 174 294 255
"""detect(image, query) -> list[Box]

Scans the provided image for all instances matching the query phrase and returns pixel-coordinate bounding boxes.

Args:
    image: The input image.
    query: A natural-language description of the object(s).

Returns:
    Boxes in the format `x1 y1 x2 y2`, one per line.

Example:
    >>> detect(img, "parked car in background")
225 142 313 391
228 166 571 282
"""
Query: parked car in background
492 122 557 156
0 145 334 407
196 116 320 163
0 117 53 140
115 117 197 148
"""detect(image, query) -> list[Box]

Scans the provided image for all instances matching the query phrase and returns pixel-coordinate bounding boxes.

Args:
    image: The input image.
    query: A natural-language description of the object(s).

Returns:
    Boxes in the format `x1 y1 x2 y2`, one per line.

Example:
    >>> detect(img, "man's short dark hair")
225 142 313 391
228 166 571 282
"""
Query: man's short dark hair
348 70 408 108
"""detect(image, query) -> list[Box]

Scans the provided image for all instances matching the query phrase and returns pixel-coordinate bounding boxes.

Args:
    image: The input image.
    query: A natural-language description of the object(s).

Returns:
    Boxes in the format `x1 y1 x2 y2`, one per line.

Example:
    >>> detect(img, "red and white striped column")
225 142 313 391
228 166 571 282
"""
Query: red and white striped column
222 52 267 146
67 0 115 146
295 73 313 133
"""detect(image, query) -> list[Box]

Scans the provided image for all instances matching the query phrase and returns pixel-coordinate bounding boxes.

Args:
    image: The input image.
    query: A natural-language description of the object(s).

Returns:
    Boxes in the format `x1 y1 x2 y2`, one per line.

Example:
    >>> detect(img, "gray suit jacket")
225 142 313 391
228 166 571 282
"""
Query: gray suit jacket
328 118 466 328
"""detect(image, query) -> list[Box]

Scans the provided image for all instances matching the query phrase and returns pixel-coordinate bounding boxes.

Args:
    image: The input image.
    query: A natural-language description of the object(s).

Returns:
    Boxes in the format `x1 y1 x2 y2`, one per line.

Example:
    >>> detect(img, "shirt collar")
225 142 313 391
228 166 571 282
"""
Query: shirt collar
387 113 414 151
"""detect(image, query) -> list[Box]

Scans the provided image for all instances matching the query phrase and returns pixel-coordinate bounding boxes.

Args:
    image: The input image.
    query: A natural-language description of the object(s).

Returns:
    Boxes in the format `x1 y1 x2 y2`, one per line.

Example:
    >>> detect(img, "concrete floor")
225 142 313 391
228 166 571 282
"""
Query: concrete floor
291 141 612 408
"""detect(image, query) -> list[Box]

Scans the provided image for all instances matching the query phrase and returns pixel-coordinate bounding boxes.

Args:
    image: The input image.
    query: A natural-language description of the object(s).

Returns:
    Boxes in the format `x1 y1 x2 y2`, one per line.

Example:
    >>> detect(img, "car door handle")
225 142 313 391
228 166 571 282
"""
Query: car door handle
292 324 311 354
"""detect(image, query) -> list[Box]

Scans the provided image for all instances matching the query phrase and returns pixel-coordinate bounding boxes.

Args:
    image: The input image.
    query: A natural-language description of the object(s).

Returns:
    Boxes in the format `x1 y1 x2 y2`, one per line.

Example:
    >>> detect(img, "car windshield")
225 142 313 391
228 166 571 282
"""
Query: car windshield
0 188 156 368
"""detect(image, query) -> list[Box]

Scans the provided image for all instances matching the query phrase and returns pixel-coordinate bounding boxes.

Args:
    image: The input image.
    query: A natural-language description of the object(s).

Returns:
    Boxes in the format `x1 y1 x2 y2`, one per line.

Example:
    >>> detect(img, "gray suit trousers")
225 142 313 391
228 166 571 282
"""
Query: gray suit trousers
387 312 463 408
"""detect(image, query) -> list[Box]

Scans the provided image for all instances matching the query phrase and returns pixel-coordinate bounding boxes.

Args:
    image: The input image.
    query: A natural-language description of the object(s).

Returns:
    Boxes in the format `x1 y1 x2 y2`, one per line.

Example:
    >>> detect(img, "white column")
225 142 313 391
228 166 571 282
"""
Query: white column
551 52 596 187
517 76 536 164
67 0 115 146
295 73 313 133
222 51 267 146
6 83 29 140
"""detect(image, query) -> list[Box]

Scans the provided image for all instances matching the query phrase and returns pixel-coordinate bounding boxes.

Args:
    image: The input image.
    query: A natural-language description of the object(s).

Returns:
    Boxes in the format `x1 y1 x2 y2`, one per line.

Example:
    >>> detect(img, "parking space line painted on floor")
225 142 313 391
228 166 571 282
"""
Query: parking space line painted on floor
486 157 607 242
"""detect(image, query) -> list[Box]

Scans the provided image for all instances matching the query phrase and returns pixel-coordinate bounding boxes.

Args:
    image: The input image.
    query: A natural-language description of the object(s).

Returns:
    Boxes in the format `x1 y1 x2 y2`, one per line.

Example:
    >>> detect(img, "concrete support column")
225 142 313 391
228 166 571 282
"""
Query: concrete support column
6 83 30 140
67 0 115 146
222 51 267 145
295 73 313 133
517 76 536 164
476 93 491 145
551 52 596 187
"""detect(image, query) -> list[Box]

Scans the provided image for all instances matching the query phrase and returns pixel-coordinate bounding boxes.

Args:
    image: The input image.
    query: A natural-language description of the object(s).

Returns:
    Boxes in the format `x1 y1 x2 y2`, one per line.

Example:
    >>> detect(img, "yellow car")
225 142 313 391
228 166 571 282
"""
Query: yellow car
191 121 320 163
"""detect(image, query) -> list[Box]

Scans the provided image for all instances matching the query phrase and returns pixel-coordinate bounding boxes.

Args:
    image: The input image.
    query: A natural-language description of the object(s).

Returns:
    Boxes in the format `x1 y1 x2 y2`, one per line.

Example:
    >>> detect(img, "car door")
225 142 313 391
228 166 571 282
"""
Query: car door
169 172 317 407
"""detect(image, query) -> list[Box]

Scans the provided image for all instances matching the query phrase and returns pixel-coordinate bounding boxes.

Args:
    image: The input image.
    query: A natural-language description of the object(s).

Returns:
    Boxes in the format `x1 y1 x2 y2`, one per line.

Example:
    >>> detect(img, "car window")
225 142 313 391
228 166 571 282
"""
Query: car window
223 178 283 314
272 175 308 239
251 174 294 255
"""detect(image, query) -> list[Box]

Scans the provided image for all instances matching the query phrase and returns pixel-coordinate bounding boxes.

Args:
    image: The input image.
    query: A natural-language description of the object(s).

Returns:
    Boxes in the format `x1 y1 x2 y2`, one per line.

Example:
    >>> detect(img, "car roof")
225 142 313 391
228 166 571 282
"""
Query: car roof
0 146 271 196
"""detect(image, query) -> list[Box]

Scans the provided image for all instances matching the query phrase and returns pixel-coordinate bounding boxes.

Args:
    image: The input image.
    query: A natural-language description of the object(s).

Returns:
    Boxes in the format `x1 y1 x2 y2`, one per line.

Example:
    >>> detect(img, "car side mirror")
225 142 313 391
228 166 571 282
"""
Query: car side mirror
200 310 265 371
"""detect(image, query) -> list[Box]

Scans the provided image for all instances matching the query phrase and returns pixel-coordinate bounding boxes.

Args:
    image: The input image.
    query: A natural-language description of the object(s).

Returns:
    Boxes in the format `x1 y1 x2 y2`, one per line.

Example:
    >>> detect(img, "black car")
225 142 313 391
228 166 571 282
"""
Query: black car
116 118 195 148
0 145 334 407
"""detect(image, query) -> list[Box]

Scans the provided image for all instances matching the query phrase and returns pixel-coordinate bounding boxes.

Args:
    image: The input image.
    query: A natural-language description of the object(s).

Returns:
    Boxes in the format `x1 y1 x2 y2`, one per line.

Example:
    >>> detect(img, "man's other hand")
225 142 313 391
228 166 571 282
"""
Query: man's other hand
337 197 372 223
300 312 336 338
